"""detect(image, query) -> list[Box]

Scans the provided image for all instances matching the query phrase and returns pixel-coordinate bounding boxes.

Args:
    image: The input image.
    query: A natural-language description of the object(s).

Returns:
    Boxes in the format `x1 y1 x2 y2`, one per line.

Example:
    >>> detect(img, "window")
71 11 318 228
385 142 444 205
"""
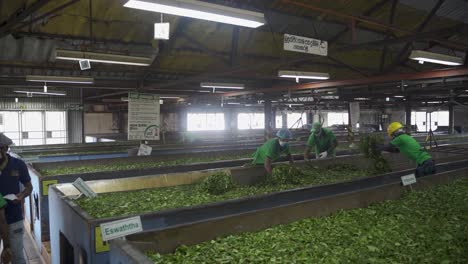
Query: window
238 113 264 130
411 111 449 132
275 115 283 128
0 112 20 145
327 112 349 126
287 112 307 129
0 111 67 146
187 113 225 131
46 111 67 144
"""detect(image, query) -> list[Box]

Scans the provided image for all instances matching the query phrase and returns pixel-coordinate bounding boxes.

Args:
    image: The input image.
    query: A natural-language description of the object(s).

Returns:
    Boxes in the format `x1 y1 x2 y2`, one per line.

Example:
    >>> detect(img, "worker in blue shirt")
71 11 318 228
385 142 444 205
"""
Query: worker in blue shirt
0 134 33 264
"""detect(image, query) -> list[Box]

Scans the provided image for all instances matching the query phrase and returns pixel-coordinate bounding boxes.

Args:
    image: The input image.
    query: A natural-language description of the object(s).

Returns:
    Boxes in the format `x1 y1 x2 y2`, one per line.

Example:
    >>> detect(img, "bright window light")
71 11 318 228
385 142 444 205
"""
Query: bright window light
287 112 307 129
275 115 283 128
187 112 225 131
124 0 265 28
238 113 264 130
327 112 349 126
409 50 463 66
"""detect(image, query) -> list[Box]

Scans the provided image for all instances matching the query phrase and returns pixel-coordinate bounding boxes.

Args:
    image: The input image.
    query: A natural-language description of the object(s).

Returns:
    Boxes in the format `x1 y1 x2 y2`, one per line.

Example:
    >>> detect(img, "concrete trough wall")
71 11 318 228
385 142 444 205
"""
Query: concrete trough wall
109 166 468 263
47 153 467 264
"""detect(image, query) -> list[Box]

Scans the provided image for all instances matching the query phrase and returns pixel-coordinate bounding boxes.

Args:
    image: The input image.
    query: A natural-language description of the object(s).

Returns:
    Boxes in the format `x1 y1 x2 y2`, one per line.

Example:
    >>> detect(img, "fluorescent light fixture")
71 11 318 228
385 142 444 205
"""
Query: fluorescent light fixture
160 96 180 99
394 95 405 98
56 49 152 66
409 50 463 66
44 84 47 93
124 0 265 28
200 82 245 89
14 90 66 96
278 70 330 81
427 101 443 104
226 102 241 105
26 75 94 84
354 97 370 101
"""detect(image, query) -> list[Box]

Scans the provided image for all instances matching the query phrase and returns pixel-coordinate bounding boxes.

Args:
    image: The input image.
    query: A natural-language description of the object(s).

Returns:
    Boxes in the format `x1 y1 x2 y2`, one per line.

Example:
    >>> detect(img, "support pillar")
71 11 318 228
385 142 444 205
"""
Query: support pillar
264 99 272 139
405 99 412 134
449 103 454 134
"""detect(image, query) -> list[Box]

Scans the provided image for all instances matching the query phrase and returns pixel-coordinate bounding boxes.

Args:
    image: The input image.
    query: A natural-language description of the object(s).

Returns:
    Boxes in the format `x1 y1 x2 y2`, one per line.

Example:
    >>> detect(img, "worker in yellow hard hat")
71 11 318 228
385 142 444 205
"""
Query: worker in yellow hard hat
379 122 436 177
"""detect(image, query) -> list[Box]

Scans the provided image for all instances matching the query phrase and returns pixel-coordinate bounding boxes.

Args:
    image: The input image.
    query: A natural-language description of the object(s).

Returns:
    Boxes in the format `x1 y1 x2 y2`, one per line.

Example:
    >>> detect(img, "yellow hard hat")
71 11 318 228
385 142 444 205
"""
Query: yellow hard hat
387 122 403 137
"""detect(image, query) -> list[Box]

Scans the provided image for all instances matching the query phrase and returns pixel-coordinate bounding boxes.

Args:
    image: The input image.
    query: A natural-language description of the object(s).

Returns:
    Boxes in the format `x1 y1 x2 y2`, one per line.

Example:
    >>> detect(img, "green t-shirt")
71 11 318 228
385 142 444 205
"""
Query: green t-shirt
251 138 291 165
391 134 432 165
306 128 337 153
0 194 6 209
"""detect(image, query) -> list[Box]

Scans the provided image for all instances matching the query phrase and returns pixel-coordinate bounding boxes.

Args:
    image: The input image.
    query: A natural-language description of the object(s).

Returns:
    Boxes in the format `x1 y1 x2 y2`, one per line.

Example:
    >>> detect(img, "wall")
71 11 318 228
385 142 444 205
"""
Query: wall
454 106 468 132
84 113 116 134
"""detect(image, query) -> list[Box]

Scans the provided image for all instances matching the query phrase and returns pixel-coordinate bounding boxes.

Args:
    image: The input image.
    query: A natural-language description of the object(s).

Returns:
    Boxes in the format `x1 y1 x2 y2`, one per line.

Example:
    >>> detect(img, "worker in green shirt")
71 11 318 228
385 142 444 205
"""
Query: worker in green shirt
380 122 436 177
0 194 12 263
304 122 338 160
251 129 294 174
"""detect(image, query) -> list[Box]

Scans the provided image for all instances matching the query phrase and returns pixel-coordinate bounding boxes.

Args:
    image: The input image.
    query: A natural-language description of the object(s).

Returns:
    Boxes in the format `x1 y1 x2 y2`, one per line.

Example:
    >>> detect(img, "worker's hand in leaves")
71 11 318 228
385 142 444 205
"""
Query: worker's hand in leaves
318 151 328 159
2 247 12 264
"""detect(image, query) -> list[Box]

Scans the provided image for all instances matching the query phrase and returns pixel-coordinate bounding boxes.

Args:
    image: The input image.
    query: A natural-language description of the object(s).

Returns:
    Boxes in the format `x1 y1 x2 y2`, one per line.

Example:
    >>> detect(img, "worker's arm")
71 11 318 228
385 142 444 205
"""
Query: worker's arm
0 208 12 263
264 158 273 174
14 161 32 204
328 137 338 153
14 181 32 204
304 146 312 161
378 143 400 153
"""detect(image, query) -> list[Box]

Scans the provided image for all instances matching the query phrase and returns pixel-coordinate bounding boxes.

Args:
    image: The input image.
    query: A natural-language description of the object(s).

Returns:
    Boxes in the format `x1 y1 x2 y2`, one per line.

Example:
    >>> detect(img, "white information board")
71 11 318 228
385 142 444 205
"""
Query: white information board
128 92 160 141
401 174 417 186
100 216 143 241
284 34 328 56
72 178 97 198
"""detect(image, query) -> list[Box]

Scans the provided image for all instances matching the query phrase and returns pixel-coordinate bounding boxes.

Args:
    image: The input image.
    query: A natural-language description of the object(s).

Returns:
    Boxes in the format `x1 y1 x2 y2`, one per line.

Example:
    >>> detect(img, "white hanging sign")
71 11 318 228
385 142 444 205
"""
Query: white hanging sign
154 23 170 40
284 34 328 56
128 92 160 141
401 174 417 186
100 216 143 241
137 144 152 156
72 178 97 198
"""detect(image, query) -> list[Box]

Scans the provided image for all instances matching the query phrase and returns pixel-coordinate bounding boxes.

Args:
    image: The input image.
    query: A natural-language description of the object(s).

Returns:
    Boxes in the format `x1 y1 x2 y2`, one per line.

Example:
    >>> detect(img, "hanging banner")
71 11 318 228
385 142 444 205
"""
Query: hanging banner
128 92 160 140
349 102 360 129
283 34 328 56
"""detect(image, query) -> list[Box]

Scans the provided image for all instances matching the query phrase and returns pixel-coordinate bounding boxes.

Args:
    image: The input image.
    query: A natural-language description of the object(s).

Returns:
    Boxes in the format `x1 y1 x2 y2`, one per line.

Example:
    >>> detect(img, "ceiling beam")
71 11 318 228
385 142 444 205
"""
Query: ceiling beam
222 67 468 97
383 0 446 73
280 0 462 51
0 0 53 39
327 0 392 45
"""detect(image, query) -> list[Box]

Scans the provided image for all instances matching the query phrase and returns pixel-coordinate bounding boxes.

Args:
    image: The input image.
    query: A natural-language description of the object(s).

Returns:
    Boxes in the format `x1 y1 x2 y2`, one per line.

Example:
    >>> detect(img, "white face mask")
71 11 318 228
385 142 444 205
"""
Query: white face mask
279 140 288 147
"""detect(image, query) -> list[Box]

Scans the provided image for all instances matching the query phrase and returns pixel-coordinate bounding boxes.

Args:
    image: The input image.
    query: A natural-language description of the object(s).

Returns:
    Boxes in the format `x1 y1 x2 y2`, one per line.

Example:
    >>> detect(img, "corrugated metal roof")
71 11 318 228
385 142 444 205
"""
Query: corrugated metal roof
400 0 468 23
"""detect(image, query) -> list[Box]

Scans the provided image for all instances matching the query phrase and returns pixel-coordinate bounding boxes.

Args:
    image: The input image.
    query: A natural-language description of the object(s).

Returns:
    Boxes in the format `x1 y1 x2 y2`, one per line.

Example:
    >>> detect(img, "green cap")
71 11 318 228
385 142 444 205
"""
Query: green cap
310 122 322 133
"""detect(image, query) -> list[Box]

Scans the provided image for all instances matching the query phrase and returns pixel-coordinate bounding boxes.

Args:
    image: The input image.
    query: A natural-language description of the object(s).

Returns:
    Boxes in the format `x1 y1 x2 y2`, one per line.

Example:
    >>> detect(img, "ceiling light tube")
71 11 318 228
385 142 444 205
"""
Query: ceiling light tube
26 75 94 84
55 49 152 66
409 50 463 66
278 70 330 81
14 90 66 96
200 82 245 89
124 0 265 28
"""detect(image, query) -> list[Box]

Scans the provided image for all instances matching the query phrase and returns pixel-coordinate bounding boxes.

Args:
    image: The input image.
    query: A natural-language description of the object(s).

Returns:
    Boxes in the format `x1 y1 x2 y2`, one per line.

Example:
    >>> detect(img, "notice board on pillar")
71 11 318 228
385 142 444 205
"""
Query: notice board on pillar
128 92 160 141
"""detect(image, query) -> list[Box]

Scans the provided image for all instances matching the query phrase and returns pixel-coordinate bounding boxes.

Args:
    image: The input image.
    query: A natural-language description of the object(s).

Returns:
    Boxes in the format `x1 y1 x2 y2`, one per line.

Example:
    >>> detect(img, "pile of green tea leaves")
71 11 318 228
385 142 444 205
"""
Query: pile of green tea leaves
199 172 234 195
38 148 310 176
360 134 392 174
39 153 252 176
76 164 371 219
148 178 468 263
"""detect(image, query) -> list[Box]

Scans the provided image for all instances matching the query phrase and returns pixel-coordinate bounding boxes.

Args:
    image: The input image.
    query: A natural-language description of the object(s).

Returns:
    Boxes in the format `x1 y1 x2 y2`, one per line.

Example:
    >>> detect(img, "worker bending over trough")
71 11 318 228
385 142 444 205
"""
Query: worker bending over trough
251 129 294 174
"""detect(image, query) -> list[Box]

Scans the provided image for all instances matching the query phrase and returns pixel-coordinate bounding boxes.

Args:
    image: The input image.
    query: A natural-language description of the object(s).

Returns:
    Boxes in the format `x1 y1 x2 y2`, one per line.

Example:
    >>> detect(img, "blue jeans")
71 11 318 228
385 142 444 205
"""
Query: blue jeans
8 220 26 264
415 159 436 177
